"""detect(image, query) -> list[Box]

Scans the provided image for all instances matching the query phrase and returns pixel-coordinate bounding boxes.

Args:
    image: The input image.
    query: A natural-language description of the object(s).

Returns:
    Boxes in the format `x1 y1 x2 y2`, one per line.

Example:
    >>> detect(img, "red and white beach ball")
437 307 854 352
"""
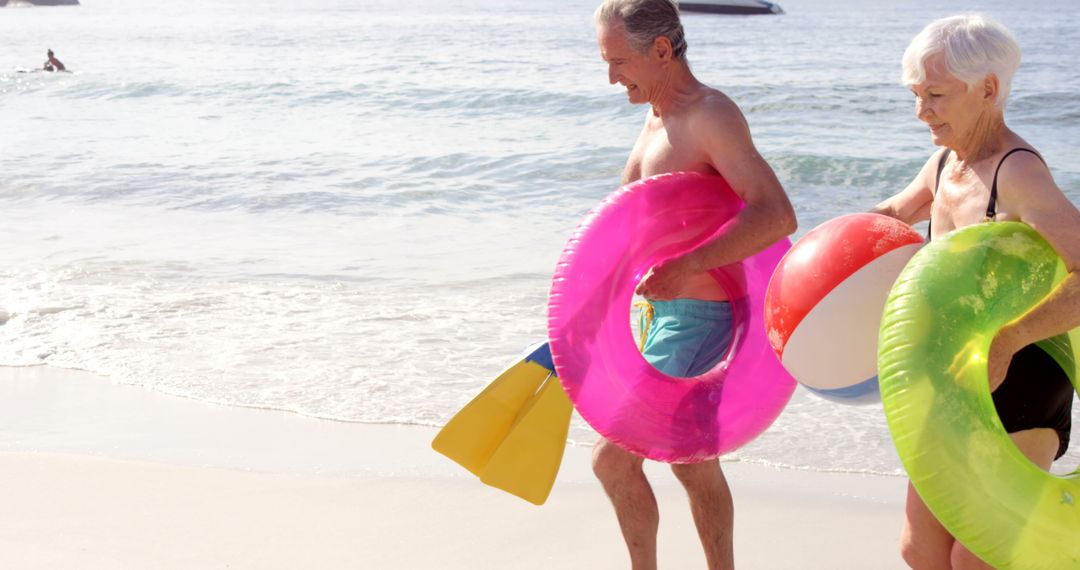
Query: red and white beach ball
764 213 924 403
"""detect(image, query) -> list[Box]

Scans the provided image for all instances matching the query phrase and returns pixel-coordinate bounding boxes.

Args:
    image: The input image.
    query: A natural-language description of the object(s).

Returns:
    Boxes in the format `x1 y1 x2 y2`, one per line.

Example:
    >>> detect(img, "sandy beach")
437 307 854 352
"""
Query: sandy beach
3 1 1078 568
0 366 908 569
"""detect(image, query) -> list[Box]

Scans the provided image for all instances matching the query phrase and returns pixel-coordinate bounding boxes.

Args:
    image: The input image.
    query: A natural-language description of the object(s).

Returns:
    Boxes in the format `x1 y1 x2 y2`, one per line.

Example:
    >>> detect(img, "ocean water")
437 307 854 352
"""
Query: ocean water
1 0 1078 475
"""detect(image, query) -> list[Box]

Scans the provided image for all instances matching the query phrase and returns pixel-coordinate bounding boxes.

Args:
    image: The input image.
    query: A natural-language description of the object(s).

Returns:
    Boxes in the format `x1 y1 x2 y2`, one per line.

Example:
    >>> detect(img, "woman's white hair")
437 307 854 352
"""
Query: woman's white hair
901 14 1021 109
594 0 687 61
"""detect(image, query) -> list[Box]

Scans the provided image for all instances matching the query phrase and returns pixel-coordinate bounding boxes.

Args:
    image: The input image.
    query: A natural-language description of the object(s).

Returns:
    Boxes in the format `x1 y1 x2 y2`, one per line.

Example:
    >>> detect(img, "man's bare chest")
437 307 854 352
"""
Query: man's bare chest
623 124 707 183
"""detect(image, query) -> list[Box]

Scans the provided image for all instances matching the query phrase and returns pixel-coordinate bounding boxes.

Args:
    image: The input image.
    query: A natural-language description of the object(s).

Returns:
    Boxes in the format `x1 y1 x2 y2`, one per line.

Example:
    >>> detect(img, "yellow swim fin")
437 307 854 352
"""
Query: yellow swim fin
479 372 573 505
431 342 556 476
432 342 573 504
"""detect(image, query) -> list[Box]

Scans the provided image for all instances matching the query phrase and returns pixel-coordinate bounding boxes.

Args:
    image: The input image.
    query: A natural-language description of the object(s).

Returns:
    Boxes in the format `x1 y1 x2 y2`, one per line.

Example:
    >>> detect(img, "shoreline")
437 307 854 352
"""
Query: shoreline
0 365 909 568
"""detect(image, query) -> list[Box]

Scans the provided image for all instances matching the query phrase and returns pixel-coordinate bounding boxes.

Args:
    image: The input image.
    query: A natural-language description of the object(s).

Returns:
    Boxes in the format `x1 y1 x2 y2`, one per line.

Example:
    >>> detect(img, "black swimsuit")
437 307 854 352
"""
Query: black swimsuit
931 148 1074 459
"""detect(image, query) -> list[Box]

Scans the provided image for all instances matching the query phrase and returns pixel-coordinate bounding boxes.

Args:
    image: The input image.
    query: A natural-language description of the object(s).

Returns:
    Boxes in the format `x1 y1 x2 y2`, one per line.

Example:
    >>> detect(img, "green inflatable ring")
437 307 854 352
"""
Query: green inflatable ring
879 222 1079 569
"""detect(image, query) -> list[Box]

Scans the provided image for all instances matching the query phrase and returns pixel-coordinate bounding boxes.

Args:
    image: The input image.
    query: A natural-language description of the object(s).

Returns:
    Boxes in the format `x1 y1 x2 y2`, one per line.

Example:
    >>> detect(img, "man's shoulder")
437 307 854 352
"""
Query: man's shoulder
684 86 747 139
693 86 739 116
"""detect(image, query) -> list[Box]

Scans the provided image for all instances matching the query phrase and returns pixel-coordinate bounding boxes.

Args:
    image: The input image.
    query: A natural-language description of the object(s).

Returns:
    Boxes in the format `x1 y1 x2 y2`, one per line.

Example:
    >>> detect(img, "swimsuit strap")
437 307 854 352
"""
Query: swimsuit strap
927 148 952 241
987 148 1046 221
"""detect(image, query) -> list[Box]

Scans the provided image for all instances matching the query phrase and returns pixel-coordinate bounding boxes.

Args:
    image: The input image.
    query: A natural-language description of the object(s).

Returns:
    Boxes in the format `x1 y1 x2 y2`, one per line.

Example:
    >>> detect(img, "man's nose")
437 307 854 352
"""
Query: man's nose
608 65 618 85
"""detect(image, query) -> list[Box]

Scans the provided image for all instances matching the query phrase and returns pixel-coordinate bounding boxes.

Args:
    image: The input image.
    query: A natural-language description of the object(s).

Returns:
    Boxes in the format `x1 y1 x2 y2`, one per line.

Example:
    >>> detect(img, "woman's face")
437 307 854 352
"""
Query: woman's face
910 53 992 148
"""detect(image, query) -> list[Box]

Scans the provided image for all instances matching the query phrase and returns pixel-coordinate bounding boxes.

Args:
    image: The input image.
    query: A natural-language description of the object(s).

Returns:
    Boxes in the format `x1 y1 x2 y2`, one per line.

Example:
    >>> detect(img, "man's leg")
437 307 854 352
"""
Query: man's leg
593 437 658 570
671 459 734 570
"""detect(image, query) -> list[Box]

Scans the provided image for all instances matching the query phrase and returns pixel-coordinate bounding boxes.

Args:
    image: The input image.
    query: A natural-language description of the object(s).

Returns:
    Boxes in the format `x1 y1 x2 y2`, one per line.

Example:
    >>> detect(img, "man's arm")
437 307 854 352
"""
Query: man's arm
636 96 795 299
987 154 1080 388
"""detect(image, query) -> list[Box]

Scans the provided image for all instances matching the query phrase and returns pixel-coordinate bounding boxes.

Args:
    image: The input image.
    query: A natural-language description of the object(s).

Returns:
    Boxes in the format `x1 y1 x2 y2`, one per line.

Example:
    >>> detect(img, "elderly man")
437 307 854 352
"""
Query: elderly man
872 14 1080 569
592 1 796 568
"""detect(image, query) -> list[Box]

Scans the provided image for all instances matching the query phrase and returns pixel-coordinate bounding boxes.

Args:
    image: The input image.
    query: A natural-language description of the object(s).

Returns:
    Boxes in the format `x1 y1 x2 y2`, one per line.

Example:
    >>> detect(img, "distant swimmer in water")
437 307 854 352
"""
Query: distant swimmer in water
43 49 66 72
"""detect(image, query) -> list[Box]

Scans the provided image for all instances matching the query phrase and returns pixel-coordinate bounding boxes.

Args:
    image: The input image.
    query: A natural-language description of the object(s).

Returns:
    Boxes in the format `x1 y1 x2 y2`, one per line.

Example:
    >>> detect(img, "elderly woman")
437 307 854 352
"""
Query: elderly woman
872 14 1080 569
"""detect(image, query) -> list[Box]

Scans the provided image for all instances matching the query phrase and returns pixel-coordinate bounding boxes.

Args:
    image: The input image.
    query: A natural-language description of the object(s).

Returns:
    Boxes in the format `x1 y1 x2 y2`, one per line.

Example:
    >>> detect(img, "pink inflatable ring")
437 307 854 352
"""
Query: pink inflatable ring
547 172 796 463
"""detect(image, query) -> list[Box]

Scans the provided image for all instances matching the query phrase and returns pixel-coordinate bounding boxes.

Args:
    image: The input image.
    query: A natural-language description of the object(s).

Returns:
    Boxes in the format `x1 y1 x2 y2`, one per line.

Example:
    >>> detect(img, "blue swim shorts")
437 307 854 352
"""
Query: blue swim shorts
638 299 734 378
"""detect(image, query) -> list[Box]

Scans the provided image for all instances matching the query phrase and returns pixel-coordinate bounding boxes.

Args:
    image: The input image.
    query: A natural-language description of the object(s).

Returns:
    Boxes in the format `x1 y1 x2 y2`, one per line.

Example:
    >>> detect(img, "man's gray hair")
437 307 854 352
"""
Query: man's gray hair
595 0 687 61
901 14 1021 109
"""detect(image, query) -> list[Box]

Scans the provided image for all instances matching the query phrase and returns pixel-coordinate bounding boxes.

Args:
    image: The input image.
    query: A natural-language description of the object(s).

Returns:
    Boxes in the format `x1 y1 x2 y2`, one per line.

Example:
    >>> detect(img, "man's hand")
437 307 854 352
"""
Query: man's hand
635 253 702 301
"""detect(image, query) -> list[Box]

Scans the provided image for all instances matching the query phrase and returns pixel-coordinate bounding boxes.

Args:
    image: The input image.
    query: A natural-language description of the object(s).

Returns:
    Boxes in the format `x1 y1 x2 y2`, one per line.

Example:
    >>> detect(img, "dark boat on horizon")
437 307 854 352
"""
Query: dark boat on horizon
0 0 80 6
680 0 783 15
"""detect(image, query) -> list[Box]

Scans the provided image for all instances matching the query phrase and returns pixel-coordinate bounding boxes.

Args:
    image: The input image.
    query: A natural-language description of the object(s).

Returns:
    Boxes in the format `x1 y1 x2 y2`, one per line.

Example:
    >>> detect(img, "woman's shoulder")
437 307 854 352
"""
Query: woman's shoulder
912 147 952 190
995 131 1044 165
994 140 1050 184
993 139 1063 214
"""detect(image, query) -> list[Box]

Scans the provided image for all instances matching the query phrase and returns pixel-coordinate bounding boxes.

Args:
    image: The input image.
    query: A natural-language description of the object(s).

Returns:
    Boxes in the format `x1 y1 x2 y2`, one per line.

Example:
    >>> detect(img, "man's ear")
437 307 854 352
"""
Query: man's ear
653 36 672 63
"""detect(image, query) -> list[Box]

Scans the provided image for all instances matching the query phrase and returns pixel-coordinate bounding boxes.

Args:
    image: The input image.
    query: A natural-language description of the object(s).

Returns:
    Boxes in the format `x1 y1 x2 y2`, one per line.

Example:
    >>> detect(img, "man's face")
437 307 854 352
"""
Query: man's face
597 19 656 105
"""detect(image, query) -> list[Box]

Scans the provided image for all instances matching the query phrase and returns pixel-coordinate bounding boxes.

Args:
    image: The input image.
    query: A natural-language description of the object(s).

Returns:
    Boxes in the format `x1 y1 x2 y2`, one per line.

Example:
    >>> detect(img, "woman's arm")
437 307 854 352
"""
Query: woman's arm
988 152 1080 388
